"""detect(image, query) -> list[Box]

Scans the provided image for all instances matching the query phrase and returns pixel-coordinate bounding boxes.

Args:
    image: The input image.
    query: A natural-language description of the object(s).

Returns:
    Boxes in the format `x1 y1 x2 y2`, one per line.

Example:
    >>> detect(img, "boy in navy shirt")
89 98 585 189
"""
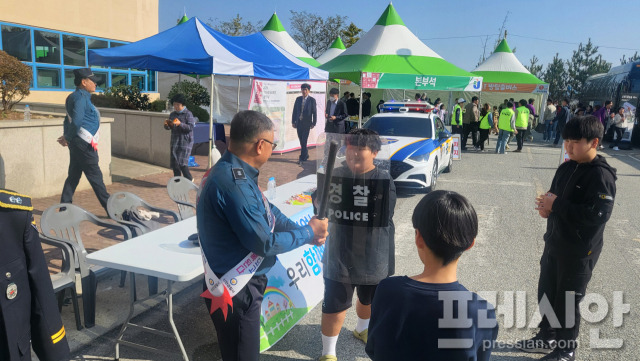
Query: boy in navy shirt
366 190 498 360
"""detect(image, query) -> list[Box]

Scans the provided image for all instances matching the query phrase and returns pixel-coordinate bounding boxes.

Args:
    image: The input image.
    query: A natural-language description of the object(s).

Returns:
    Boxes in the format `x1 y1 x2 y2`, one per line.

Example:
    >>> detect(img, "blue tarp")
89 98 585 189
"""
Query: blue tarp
88 17 328 80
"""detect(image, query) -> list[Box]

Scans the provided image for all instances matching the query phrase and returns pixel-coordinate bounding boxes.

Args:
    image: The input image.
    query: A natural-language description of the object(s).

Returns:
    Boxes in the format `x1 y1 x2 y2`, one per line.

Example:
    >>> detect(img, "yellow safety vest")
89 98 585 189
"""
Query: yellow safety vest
479 113 491 130
516 106 530 129
452 104 463 125
498 108 515 131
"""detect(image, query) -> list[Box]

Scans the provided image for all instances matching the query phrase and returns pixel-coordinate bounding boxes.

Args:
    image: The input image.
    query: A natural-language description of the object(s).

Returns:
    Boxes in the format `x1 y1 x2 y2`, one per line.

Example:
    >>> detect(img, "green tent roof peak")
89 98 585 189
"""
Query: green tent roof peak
262 13 286 32
178 14 189 25
329 37 346 50
494 39 512 53
375 3 406 26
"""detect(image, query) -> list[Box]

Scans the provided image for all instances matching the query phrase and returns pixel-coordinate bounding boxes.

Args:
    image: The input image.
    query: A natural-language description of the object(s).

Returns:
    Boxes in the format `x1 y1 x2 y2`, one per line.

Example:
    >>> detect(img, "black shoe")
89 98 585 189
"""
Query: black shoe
515 332 556 354
540 348 575 361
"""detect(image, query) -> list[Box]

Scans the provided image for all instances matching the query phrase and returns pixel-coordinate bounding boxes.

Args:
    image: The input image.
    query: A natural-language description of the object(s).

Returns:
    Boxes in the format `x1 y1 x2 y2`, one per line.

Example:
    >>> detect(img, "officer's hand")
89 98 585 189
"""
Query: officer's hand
308 216 329 241
57 136 68 147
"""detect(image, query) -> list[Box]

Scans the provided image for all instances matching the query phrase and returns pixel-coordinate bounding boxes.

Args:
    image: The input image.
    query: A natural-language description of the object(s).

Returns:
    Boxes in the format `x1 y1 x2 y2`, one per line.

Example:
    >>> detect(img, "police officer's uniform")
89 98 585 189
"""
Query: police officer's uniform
0 189 70 361
60 68 110 212
196 151 315 361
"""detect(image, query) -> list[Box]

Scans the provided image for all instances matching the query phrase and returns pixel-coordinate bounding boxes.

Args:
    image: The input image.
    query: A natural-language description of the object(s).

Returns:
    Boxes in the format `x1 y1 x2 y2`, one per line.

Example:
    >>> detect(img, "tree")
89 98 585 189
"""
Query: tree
620 51 640 65
209 14 263 36
168 80 211 122
525 55 543 79
566 39 611 98
288 11 348 58
543 53 567 102
341 22 363 48
0 50 32 112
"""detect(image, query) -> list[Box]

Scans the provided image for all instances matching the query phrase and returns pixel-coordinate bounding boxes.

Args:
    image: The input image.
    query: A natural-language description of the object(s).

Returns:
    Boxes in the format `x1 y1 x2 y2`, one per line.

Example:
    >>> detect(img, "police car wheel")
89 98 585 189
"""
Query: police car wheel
429 161 438 192
443 155 452 173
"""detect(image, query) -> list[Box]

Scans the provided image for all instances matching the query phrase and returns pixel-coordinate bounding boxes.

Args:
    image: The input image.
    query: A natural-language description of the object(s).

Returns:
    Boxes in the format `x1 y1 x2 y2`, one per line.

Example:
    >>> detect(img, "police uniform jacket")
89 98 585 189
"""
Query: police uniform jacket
0 189 70 361
196 151 315 276
63 88 100 142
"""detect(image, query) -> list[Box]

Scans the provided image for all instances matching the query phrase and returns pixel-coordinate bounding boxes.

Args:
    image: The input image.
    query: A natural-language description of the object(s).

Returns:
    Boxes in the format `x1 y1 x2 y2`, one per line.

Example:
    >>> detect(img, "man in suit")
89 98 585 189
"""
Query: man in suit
0 188 70 361
325 88 348 134
292 83 317 165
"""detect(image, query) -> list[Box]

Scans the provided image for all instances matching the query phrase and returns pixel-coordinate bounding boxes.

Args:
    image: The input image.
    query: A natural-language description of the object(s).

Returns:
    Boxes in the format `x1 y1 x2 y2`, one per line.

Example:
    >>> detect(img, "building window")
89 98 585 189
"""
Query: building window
64 69 77 90
34 30 60 64
93 71 108 91
63 35 85 66
37 68 61 88
111 73 128 87
147 70 157 92
131 74 145 90
88 38 108 69
1 25 31 61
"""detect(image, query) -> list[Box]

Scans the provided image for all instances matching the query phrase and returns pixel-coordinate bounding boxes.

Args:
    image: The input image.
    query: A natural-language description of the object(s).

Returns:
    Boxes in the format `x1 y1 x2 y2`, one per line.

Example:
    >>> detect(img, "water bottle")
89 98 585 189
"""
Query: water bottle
23 105 31 121
267 177 276 201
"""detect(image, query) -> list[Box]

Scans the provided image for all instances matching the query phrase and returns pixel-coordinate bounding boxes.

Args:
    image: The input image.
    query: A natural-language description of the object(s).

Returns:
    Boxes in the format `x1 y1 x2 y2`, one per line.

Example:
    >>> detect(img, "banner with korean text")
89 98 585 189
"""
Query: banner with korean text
259 206 325 352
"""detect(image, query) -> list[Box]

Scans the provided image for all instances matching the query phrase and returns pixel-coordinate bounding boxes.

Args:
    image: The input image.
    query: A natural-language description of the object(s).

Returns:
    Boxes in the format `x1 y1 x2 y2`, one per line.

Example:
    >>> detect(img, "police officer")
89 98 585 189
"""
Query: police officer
0 189 70 361
197 110 329 361
57 68 110 213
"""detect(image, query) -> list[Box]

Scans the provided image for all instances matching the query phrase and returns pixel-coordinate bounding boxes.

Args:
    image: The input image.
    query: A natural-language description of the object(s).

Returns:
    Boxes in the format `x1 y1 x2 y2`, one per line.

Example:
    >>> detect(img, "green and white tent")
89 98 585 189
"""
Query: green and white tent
316 37 346 65
261 13 321 67
473 39 548 94
320 3 482 91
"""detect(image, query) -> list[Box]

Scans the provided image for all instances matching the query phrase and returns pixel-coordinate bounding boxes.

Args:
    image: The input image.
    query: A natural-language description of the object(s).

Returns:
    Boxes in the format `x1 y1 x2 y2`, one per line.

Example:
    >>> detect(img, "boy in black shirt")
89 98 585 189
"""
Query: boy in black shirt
366 190 498 360
517 116 617 361
318 129 396 361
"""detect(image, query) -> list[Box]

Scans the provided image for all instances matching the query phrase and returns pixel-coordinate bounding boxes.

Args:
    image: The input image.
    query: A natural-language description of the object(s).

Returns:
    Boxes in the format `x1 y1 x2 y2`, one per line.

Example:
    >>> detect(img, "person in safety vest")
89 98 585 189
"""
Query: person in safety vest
451 98 465 135
495 101 517 154
514 99 531 152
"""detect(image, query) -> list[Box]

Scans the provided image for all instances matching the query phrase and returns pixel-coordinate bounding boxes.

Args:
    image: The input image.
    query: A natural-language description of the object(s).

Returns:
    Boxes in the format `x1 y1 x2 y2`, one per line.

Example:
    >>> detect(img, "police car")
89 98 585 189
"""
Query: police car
362 101 453 190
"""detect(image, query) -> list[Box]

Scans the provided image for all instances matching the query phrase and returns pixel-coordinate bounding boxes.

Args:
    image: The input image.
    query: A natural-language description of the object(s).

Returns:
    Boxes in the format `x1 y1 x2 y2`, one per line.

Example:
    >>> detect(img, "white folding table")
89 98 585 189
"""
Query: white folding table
86 174 317 360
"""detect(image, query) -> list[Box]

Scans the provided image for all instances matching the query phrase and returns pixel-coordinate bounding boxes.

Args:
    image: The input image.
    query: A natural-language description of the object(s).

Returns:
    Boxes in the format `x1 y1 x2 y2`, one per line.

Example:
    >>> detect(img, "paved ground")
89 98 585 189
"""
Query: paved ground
30 130 640 361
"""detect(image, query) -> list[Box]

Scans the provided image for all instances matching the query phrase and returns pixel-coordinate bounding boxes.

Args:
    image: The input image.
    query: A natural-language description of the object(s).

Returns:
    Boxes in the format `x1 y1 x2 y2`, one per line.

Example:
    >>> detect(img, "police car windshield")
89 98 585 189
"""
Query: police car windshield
364 116 432 138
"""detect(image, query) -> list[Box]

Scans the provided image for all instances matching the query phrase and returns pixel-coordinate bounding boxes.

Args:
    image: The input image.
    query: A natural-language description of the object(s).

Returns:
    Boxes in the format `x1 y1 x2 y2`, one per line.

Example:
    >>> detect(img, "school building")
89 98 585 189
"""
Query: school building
0 0 160 105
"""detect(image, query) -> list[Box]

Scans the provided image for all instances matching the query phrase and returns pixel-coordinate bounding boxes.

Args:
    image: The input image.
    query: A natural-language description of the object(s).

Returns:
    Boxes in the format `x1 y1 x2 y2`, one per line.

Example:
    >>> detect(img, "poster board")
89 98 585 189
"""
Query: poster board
451 134 462 160
250 79 327 153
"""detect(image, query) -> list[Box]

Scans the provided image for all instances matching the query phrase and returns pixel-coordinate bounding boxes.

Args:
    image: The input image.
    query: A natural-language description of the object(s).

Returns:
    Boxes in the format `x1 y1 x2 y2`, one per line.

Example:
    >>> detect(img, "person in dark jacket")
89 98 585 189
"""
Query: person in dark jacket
325 88 348 134
552 99 571 147
0 189 70 361
517 116 616 361
362 92 372 118
292 83 317 165
346 93 359 117
57 68 110 213
165 93 196 180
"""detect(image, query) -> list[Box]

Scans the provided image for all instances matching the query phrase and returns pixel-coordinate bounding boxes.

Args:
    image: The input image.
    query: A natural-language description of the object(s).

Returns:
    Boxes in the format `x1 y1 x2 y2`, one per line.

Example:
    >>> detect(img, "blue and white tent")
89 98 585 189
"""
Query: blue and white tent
88 17 328 80
89 17 327 166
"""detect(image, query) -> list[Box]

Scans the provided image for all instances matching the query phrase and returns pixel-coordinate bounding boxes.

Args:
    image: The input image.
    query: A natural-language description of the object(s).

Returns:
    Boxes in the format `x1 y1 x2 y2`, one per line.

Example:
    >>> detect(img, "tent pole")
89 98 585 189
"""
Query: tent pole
403 89 406 100
237 77 241 114
208 74 215 168
359 87 363 128
448 91 453 125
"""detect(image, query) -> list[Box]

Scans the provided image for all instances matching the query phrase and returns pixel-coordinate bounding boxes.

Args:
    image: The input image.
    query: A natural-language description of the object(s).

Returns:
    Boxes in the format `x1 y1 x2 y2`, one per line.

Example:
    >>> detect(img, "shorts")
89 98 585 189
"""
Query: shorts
322 277 378 313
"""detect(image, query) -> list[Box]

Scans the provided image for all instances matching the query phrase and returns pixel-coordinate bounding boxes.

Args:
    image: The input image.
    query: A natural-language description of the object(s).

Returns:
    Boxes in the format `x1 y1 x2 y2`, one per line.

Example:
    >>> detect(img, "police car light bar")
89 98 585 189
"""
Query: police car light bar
382 101 433 113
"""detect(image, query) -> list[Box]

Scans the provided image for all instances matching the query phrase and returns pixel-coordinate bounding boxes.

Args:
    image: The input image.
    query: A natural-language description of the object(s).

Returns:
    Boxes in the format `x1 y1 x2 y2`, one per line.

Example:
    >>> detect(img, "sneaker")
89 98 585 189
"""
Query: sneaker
540 348 575 361
473 146 480 151
514 149 522 153
318 355 338 361
515 332 556 354
353 328 368 344
613 146 620 151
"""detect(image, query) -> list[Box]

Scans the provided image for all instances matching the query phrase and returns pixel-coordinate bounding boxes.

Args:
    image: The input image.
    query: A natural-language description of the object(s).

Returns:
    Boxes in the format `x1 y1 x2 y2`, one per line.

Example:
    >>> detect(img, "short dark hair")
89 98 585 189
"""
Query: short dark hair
471 96 479 102
547 98 553 103
519 99 527 107
350 92 355 97
562 115 603 142
563 98 569 105
412 190 478 266
605 100 612 106
507 101 513 108
170 93 186 105
344 91 349 96
230 110 274 144
509 98 515 102
528 98 534 104
329 88 340 95
301 83 311 90
346 128 382 153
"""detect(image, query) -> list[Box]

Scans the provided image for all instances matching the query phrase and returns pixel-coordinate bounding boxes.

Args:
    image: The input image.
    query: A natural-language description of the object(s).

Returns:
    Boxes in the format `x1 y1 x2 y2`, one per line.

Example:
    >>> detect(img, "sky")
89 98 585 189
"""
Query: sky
159 0 640 73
